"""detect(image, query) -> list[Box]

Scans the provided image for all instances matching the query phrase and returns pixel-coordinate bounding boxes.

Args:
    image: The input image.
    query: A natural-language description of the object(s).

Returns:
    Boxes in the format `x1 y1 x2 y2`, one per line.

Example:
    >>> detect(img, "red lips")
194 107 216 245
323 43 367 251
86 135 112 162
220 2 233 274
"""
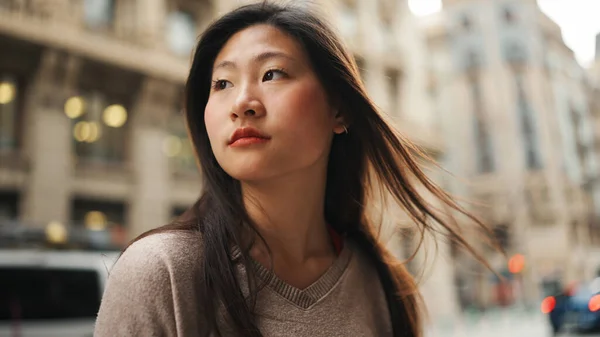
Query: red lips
228 127 271 147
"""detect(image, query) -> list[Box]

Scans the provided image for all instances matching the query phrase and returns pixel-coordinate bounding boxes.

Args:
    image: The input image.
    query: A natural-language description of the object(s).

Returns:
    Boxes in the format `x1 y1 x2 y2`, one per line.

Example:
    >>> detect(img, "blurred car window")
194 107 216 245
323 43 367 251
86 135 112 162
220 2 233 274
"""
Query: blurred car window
0 267 101 321
541 279 563 296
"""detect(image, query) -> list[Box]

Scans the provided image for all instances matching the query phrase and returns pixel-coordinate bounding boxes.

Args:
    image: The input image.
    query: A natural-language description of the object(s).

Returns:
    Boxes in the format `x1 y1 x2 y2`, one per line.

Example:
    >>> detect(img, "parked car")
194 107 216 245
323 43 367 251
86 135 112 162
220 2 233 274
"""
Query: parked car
543 277 600 334
541 278 572 334
0 249 119 337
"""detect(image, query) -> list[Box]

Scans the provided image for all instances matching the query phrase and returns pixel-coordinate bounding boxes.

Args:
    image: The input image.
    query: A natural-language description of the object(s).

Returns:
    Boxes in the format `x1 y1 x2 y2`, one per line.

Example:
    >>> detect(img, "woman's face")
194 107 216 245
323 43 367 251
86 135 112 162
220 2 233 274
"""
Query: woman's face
205 24 345 182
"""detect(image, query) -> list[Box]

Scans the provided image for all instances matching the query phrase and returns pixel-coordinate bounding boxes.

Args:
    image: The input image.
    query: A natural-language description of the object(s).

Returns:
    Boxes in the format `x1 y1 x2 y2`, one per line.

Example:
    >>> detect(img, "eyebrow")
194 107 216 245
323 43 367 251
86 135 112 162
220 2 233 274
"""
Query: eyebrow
213 51 296 71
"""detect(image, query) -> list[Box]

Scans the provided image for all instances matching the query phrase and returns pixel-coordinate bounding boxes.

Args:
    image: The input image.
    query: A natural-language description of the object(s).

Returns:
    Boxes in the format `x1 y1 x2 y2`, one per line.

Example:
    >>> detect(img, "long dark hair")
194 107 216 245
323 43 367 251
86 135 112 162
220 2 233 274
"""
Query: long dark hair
132 2 491 337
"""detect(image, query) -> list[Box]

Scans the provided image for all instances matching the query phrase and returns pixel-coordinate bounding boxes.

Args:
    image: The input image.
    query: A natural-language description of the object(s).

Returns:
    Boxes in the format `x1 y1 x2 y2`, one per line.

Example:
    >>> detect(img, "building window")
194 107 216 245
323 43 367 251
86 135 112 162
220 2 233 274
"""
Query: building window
514 73 542 170
595 33 600 61
0 191 19 222
503 42 527 63
493 224 510 251
166 10 197 56
503 8 515 24
464 50 483 70
65 91 129 165
470 77 494 173
71 198 127 248
171 206 188 221
460 15 472 31
165 109 197 174
570 105 587 172
83 0 115 30
71 198 126 231
570 220 579 245
385 68 401 115
0 75 21 152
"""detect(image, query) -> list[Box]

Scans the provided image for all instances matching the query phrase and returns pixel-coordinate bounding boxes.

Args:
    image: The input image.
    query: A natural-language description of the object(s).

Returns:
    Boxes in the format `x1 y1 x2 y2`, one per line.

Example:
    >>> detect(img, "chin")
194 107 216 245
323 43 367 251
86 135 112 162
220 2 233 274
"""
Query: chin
220 158 274 182
225 168 276 183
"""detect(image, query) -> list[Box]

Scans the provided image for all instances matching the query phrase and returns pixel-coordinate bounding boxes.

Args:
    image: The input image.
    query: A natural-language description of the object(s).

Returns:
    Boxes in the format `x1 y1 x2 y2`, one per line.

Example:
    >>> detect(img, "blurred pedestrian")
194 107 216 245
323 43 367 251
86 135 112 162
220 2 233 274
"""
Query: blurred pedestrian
94 2 488 337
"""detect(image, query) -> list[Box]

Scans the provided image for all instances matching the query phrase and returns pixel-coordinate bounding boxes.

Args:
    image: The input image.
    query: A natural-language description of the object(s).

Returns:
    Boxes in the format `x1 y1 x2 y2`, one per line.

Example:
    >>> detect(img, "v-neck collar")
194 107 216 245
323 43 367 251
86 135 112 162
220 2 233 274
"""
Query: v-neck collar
231 239 353 310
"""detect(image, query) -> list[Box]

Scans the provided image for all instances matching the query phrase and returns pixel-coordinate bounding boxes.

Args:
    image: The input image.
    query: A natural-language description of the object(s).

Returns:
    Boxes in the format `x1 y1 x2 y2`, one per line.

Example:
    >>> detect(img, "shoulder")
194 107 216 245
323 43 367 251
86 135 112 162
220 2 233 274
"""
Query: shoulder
95 230 204 336
104 229 204 298
117 230 204 274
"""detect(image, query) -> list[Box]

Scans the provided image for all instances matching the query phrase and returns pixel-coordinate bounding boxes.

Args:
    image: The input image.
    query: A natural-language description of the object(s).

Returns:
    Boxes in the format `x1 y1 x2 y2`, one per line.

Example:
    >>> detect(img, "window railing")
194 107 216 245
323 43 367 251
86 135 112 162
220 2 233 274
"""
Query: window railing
0 0 84 26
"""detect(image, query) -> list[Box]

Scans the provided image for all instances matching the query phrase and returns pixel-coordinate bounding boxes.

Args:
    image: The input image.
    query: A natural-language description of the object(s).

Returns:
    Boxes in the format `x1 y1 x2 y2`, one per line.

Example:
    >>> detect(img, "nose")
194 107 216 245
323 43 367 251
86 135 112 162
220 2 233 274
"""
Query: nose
230 85 266 120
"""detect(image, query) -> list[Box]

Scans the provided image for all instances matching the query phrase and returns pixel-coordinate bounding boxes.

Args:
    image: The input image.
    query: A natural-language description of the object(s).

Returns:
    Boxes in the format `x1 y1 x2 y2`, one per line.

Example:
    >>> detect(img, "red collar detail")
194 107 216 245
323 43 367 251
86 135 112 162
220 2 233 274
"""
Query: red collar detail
327 226 343 255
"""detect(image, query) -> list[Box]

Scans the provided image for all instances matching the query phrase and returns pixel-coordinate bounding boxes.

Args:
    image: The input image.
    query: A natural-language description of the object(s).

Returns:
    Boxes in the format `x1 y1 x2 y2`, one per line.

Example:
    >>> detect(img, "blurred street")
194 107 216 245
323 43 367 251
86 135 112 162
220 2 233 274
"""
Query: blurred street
427 307 598 337
427 307 544 337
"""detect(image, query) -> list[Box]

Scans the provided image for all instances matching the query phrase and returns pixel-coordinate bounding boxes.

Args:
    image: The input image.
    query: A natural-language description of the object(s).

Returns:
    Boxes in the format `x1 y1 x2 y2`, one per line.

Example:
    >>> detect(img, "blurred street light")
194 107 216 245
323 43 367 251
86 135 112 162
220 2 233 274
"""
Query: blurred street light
73 121 101 143
590 294 600 312
102 104 127 128
508 254 526 274
163 135 183 157
64 96 85 119
541 296 556 314
46 221 67 244
0 81 16 104
84 211 107 231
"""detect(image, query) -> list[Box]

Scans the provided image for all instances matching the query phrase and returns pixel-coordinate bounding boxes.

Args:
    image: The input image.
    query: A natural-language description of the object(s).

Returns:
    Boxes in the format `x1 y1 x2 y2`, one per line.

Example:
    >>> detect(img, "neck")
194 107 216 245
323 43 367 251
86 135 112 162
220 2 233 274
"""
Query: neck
242 161 333 264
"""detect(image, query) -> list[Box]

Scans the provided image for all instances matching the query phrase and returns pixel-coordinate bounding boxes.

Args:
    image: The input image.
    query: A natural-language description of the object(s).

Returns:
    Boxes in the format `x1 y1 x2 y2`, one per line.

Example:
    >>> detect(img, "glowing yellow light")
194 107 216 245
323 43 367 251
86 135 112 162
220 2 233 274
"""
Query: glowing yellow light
73 121 101 143
84 211 107 231
46 221 68 244
102 104 128 128
162 136 183 157
64 96 85 119
74 121 90 142
0 82 16 104
86 121 101 143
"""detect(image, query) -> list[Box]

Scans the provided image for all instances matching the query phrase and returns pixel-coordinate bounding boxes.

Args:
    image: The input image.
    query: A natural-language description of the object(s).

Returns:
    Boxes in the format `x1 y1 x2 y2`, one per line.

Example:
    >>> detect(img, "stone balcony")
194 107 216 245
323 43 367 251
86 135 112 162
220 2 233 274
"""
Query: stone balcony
0 0 442 166
0 0 190 83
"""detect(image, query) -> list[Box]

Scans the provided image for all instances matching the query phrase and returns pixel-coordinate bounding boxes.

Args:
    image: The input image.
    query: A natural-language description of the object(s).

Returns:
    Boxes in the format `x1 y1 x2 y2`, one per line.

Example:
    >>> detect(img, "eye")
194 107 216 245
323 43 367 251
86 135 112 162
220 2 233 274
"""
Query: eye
211 79 232 91
262 69 287 82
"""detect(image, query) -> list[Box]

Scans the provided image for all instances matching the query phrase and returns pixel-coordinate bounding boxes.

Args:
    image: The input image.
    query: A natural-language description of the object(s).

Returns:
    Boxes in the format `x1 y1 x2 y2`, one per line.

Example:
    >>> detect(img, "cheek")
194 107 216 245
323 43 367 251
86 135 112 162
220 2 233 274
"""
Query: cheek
273 83 333 140
203 101 222 148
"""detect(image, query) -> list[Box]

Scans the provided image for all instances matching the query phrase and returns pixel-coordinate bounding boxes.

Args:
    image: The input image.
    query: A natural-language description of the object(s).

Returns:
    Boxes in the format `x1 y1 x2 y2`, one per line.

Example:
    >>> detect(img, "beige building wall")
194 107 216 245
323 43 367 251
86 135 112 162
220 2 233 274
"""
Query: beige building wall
422 0 599 307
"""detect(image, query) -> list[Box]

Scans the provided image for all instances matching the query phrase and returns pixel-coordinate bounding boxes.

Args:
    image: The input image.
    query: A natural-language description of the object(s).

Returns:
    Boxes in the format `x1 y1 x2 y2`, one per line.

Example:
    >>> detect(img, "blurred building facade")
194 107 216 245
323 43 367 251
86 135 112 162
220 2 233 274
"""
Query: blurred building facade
595 32 600 75
589 33 600 271
0 0 203 241
422 0 600 309
0 0 459 322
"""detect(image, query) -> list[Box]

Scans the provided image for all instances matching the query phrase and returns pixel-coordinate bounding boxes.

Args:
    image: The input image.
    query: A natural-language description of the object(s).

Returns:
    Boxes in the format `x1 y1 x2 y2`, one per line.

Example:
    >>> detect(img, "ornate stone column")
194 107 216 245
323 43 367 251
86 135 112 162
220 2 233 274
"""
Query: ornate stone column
21 49 80 227
127 77 178 238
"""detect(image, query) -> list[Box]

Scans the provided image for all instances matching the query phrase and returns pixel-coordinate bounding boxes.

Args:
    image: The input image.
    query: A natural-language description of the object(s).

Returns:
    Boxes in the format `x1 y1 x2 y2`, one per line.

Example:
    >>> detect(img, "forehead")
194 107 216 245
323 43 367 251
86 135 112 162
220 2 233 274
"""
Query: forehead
214 24 306 66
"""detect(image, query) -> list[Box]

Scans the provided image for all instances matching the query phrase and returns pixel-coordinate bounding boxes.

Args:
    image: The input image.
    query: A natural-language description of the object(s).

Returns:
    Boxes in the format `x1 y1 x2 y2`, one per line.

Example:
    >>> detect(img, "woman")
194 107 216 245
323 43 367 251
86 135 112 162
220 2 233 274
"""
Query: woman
95 2 488 337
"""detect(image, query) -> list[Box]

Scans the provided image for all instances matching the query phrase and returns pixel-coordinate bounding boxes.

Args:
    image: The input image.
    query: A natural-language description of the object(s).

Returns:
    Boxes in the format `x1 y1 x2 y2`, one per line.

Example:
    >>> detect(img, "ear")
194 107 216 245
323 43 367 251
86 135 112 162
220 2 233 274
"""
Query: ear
332 109 347 135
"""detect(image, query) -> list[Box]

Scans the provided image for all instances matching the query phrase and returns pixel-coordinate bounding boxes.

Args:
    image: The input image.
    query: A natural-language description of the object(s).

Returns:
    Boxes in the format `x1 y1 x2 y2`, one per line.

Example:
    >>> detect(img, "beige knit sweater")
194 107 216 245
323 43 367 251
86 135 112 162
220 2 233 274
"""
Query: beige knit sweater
94 231 392 336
